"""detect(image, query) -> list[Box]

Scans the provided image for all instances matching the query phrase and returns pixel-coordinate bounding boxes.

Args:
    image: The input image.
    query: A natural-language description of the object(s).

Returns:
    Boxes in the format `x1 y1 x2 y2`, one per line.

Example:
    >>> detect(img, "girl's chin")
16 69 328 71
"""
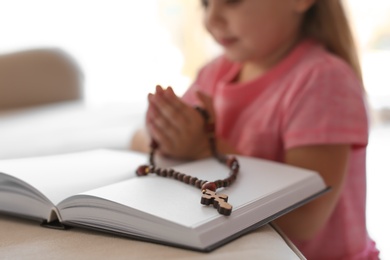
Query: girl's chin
223 52 247 63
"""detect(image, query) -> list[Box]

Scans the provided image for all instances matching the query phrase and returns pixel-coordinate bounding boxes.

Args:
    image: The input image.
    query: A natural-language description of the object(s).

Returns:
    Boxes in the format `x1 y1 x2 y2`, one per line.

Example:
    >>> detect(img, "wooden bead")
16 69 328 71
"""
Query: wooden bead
183 175 191 184
161 169 167 177
201 182 217 192
215 180 223 188
204 123 215 133
150 139 159 149
195 179 202 188
227 157 238 169
136 165 149 176
190 177 198 185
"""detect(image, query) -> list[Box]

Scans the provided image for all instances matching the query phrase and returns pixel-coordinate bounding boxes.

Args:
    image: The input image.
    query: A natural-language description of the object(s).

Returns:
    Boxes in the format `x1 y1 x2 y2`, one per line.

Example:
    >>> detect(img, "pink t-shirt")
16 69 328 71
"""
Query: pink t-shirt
182 39 380 259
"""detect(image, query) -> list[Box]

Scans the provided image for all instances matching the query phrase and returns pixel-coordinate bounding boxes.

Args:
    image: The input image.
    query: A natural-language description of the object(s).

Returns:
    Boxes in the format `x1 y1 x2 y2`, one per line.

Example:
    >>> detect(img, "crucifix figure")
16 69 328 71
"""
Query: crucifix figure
201 189 233 216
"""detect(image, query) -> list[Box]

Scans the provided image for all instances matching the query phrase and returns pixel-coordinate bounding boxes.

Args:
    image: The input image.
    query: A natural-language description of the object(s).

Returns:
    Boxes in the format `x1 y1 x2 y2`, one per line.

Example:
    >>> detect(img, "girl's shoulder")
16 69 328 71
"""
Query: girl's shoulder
282 39 364 99
296 40 358 81
280 40 366 112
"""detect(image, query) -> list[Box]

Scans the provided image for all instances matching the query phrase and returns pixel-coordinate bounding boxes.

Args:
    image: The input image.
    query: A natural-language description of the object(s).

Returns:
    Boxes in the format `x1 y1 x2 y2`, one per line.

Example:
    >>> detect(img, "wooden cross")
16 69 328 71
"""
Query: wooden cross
201 189 232 216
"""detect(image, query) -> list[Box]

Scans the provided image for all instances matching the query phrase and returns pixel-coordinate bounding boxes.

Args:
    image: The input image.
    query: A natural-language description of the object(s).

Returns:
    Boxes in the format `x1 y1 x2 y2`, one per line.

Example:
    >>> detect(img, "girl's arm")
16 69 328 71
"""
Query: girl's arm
274 144 350 241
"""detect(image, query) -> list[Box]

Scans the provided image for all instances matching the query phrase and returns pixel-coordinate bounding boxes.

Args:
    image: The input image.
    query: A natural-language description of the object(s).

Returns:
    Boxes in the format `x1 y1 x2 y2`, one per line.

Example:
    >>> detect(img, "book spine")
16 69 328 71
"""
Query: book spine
40 219 71 230
41 208 71 230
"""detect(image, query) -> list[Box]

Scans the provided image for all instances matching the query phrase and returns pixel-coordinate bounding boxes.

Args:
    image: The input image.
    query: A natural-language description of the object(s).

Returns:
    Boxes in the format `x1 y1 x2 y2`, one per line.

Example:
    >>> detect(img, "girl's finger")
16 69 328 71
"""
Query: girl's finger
153 94 189 132
149 119 176 150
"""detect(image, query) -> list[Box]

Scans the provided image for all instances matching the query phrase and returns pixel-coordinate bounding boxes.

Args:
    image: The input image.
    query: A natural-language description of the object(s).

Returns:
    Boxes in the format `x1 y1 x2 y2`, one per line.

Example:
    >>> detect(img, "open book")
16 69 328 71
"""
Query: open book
0 149 327 252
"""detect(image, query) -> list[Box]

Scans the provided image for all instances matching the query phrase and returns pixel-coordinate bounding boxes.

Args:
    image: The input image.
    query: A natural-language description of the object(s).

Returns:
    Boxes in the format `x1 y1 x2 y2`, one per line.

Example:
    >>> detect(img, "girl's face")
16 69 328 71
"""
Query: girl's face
202 0 313 66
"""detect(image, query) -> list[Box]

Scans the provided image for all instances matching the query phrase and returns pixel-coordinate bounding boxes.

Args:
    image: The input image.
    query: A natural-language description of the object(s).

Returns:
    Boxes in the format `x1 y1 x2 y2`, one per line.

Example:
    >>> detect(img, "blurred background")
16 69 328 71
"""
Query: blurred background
1 0 389 112
0 0 389 257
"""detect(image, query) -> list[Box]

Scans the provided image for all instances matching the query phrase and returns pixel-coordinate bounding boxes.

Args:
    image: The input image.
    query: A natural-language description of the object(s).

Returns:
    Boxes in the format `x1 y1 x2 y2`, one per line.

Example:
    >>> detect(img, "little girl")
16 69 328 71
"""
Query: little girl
131 0 380 259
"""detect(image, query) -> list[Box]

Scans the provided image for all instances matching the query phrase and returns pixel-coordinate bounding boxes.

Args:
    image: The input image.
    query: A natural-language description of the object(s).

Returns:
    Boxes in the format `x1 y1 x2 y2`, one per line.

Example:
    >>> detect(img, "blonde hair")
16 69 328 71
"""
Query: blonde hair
302 0 362 82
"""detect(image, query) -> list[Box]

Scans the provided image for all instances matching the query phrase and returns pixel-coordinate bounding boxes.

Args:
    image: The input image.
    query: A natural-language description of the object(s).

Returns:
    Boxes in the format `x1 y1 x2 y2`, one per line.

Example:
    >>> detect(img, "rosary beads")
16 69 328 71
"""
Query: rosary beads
136 107 239 216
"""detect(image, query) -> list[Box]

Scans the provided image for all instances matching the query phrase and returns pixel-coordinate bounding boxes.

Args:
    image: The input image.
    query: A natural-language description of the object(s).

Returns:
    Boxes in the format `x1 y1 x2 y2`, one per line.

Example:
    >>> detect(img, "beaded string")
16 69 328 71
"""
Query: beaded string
136 107 239 216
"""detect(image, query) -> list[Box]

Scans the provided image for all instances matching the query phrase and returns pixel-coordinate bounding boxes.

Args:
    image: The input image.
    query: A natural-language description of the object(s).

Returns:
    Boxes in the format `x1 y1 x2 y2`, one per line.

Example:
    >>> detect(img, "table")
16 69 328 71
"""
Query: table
0 214 304 259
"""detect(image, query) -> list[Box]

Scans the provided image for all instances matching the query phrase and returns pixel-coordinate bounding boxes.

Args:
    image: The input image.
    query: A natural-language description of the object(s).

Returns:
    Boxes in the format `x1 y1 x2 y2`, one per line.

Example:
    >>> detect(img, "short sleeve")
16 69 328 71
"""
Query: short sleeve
282 61 369 150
